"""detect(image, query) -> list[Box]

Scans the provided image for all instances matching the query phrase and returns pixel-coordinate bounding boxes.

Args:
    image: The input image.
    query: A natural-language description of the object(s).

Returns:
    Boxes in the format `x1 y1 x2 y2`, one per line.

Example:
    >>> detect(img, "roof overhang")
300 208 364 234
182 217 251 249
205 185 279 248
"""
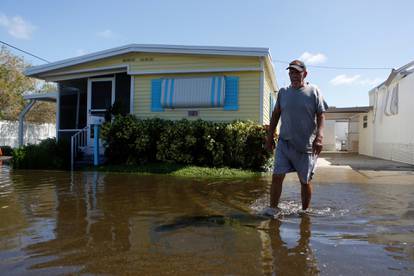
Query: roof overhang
325 106 372 121
326 106 372 113
369 60 414 93
25 44 271 76
24 44 278 92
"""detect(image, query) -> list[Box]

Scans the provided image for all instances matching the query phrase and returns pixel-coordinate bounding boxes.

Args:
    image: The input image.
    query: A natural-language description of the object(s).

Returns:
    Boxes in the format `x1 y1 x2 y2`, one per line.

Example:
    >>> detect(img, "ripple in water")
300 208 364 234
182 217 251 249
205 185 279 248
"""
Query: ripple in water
249 196 349 218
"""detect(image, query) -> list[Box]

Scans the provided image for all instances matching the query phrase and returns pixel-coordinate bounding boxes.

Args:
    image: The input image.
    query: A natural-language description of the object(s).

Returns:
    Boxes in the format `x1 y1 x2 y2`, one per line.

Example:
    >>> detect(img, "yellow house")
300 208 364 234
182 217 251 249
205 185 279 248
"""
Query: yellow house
25 44 278 144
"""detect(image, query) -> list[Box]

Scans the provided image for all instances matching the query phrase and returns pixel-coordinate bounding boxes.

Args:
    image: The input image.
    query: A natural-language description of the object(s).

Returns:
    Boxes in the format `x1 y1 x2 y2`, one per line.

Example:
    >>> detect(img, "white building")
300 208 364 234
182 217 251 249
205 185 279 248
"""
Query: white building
359 60 414 165
324 107 371 152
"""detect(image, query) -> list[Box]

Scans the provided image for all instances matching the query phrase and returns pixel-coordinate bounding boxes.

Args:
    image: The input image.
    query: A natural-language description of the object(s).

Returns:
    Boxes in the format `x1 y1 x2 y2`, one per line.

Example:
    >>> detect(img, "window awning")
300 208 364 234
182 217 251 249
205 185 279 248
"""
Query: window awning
161 76 225 108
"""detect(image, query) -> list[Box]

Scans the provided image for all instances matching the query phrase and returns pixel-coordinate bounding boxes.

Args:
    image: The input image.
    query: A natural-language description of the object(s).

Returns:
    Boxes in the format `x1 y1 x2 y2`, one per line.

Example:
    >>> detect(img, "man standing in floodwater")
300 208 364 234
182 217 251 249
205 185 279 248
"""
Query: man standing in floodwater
265 60 327 214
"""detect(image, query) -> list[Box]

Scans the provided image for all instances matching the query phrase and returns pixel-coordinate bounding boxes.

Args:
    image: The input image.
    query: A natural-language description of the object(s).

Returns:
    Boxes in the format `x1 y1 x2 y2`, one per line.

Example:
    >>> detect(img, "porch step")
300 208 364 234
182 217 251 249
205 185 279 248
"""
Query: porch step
79 144 106 155
75 153 106 168
75 143 107 168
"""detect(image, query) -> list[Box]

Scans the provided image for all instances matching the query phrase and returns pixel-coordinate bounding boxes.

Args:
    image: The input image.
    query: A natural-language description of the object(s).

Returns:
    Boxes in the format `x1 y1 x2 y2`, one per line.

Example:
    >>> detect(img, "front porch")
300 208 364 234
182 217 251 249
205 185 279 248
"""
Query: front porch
57 72 131 141
56 73 131 168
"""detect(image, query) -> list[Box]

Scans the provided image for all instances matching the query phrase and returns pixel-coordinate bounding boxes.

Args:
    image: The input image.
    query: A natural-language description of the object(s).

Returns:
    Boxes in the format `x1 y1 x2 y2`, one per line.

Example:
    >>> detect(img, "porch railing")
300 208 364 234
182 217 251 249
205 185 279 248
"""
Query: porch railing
70 126 88 170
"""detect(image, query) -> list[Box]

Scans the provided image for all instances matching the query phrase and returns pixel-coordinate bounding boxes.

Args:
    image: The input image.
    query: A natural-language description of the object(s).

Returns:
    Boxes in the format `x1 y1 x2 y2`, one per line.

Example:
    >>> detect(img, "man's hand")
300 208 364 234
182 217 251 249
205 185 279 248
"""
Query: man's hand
312 134 323 155
265 136 275 152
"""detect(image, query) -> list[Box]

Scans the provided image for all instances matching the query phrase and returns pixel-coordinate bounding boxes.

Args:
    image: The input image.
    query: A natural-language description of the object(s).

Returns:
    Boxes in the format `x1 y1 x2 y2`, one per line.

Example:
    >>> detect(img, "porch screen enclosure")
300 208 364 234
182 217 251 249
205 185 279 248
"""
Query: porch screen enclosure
57 73 131 142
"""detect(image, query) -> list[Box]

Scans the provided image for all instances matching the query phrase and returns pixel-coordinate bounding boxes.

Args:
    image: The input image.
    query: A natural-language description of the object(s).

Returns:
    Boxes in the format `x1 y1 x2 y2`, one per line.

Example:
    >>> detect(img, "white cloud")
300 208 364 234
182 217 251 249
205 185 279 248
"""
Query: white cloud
97 29 115 39
299 52 327 65
330 74 361 85
330 74 383 86
0 13 36 39
76 49 88 56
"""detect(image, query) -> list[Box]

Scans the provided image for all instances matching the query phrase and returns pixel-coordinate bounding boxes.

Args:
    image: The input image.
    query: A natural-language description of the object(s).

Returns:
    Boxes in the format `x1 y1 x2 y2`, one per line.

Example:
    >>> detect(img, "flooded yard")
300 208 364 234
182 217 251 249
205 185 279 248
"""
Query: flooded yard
0 157 414 275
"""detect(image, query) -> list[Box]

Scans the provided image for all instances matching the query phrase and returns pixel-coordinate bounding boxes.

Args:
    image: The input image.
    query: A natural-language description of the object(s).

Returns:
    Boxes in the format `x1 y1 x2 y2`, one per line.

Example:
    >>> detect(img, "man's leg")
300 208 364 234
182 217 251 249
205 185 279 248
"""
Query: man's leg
296 152 317 210
300 181 312 210
270 174 285 208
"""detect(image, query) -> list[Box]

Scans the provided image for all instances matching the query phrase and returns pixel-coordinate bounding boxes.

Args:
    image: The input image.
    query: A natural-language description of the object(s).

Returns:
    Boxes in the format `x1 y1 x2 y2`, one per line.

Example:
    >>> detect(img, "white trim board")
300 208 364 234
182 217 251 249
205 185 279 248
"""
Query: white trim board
130 76 134 114
87 77 115 144
43 64 129 77
42 66 262 82
128 67 262 75
44 68 127 82
56 85 60 140
259 57 264 125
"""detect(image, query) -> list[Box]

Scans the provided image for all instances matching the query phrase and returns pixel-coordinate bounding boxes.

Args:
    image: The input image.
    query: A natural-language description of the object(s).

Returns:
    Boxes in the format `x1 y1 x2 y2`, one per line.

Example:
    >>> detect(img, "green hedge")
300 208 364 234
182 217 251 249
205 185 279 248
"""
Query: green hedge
12 138 70 170
101 116 273 171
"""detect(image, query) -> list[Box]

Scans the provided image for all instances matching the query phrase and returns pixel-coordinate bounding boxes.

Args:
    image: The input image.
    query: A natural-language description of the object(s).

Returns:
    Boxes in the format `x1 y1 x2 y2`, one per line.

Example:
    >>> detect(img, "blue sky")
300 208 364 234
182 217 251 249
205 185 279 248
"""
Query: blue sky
1 0 413 107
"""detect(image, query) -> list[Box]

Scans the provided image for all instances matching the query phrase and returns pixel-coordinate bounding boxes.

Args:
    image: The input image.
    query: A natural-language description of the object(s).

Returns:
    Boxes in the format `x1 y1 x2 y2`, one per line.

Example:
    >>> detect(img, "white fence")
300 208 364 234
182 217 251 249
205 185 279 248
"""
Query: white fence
0 120 56 148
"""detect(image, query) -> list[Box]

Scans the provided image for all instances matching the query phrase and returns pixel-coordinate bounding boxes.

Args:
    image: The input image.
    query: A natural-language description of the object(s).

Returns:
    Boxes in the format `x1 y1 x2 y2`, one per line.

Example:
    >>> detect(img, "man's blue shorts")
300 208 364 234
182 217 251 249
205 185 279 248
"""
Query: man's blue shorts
273 139 318 184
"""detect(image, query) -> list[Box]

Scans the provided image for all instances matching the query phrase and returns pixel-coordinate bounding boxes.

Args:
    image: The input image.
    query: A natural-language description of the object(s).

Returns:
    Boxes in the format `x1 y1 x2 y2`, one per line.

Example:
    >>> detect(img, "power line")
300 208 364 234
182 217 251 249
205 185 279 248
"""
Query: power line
0 40 50 63
272 59 393 70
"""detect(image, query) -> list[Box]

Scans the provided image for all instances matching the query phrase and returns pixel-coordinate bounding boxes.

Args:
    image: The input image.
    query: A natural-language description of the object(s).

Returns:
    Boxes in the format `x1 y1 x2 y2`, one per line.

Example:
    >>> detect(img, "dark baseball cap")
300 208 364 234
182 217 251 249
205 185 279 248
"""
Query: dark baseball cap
286 60 306 72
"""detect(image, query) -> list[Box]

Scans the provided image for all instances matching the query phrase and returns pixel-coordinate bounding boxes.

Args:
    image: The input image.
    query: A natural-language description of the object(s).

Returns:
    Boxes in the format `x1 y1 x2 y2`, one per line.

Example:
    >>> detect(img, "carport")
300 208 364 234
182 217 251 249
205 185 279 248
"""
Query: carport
18 92 57 146
324 106 372 152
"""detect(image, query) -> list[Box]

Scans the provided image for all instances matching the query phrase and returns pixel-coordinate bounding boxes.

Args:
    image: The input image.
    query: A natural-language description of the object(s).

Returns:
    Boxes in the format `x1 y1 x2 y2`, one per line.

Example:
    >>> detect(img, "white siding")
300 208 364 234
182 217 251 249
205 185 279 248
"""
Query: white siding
359 112 373 156
348 115 359 152
133 71 261 122
368 73 414 164
323 120 336 151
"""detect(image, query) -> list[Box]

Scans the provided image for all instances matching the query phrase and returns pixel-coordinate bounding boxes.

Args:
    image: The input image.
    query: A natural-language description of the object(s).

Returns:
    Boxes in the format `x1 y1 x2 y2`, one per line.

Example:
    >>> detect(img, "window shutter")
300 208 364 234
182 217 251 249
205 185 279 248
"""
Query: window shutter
224 76 239 111
151 79 163 112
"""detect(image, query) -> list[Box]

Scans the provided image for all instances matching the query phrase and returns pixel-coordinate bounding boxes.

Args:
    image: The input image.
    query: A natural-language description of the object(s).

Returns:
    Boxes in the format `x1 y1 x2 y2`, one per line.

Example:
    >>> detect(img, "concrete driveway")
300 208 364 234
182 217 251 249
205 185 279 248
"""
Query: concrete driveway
282 152 414 185
314 152 414 185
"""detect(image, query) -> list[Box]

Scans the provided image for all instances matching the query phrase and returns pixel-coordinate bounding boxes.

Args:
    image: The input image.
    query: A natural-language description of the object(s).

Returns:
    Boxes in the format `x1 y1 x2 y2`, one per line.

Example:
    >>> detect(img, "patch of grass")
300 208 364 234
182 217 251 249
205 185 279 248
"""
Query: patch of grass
92 162 260 179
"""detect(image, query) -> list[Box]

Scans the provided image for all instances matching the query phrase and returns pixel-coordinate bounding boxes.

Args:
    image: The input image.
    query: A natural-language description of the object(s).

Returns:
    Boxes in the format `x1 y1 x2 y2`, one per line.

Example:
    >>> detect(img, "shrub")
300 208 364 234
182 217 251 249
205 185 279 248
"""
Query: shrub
12 138 70 169
156 119 197 164
0 145 13 156
101 115 166 164
101 115 141 164
192 120 226 167
101 117 274 171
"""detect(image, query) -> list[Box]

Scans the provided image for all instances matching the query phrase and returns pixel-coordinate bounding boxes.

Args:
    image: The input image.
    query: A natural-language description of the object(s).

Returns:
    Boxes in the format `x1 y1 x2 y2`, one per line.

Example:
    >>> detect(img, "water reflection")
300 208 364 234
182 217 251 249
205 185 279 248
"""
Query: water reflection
18 171 132 273
259 216 319 275
17 171 266 274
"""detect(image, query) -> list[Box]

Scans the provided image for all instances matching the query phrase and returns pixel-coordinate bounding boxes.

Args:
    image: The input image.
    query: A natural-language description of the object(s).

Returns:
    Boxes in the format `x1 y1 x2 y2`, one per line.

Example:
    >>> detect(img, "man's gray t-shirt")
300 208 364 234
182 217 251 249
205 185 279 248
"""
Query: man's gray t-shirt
275 84 328 153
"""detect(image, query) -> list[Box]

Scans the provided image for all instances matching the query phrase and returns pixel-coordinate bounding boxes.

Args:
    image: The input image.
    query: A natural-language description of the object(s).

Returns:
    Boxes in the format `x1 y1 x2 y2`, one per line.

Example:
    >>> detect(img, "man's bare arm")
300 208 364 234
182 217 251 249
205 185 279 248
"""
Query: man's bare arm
313 112 325 155
266 107 281 151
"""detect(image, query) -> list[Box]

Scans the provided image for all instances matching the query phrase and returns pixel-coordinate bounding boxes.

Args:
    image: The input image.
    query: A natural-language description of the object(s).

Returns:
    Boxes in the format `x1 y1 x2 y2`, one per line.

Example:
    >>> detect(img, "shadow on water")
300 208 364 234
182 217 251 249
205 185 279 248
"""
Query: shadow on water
154 214 266 232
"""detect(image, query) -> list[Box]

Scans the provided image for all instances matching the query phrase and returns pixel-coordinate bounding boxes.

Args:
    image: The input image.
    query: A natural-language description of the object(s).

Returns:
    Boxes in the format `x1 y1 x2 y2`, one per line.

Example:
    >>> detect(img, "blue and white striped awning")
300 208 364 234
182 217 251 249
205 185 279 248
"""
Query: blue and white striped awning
161 76 225 108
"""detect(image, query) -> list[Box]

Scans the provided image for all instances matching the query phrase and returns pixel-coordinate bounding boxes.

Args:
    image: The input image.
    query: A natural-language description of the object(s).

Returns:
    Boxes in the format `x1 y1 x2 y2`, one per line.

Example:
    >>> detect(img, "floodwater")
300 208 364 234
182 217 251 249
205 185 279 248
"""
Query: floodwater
0 164 413 275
